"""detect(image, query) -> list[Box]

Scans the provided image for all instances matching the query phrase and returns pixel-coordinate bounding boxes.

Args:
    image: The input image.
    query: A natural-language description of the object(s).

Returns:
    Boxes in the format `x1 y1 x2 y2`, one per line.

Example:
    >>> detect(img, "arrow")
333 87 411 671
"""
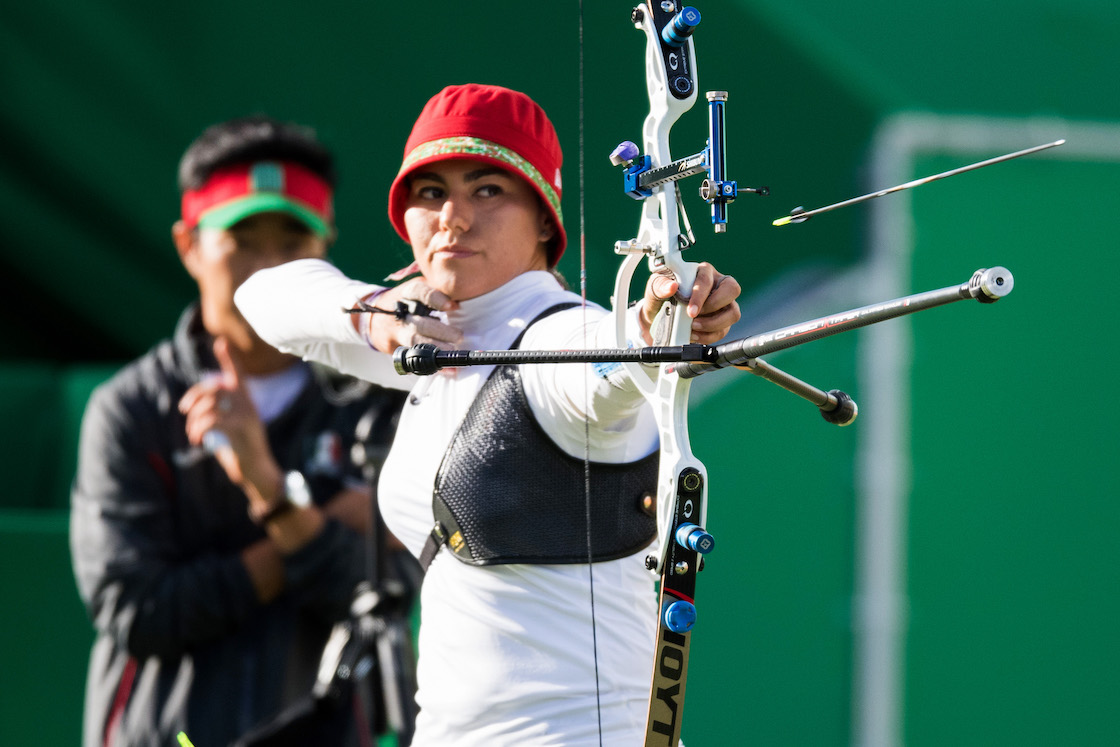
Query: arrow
772 139 1065 226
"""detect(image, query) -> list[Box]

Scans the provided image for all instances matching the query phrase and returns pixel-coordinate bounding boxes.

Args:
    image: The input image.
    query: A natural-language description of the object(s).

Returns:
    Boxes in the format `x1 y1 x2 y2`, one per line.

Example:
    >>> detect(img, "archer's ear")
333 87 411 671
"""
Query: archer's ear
538 213 556 243
171 221 200 279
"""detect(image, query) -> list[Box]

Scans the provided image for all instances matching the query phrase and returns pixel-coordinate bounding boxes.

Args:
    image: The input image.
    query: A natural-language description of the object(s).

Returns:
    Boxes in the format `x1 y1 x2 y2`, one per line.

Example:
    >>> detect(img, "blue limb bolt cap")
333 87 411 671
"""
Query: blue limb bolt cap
663 599 698 633
610 141 640 166
675 523 715 554
680 6 701 25
661 7 702 47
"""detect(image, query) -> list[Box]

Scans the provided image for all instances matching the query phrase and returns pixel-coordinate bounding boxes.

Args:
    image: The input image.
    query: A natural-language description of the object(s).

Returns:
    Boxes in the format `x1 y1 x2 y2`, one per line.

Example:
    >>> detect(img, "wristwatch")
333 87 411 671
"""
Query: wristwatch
250 470 312 524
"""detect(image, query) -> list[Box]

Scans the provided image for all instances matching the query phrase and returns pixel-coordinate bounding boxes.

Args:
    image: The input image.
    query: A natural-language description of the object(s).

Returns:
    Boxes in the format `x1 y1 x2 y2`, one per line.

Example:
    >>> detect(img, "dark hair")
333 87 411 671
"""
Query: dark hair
177 115 336 192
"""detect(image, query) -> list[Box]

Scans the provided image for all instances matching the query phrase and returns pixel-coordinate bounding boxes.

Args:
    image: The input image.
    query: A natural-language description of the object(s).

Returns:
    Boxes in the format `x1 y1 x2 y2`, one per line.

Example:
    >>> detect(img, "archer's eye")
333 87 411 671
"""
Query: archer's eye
415 184 445 200
475 183 503 198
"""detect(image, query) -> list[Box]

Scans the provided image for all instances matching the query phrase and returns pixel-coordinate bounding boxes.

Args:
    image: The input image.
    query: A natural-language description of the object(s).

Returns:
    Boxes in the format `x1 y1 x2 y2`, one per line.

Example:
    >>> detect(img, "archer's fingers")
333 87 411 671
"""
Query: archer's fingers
647 271 680 303
698 272 741 316
687 265 741 342
680 263 733 317
364 279 463 352
395 278 457 314
638 271 679 337
368 306 463 350
689 301 741 343
406 315 464 349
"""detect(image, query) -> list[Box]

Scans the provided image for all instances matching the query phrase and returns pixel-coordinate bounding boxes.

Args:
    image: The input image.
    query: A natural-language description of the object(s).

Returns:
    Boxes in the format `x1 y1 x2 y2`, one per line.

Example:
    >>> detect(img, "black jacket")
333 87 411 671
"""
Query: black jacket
70 305 405 747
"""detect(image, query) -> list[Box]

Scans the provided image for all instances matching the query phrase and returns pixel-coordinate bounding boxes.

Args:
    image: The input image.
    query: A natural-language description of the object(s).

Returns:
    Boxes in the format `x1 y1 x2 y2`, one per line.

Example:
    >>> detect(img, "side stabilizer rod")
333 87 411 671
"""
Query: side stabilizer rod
737 358 858 426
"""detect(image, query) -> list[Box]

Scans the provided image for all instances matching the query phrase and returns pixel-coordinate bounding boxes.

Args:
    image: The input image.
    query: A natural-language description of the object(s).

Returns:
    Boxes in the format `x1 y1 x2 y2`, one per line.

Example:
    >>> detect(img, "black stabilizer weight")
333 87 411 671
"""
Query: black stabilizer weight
820 389 858 426
393 343 441 376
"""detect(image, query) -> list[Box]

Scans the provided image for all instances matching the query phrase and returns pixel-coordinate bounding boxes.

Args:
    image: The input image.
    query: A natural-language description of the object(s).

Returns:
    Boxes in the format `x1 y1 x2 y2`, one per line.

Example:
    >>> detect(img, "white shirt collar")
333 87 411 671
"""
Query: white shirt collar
448 271 568 350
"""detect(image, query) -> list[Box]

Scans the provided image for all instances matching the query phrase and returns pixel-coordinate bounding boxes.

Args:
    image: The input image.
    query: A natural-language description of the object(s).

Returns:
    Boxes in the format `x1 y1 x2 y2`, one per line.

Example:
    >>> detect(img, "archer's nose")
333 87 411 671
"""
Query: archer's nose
439 197 471 234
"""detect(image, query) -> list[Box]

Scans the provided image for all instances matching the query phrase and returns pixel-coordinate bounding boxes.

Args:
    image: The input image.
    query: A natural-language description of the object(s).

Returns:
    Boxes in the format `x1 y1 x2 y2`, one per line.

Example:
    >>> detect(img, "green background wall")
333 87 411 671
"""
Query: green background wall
2 1 1116 744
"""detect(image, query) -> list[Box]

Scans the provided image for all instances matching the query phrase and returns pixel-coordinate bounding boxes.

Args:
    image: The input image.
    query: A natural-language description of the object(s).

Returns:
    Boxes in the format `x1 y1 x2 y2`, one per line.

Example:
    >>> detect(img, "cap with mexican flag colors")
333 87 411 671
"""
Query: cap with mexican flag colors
181 160 334 237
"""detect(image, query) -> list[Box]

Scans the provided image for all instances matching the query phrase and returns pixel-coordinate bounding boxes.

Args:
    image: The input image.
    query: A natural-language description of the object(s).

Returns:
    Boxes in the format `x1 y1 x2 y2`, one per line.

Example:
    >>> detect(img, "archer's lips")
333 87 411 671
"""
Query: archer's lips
433 244 476 260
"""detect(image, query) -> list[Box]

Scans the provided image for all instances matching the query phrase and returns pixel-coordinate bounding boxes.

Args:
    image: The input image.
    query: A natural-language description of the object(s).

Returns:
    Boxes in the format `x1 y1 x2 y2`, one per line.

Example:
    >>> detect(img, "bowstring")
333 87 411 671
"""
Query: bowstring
577 1 605 744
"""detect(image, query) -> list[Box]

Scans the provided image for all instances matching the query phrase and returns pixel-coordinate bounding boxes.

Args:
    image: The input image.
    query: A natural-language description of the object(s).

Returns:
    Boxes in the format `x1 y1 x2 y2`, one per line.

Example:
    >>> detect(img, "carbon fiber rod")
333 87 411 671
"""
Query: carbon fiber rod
393 342 717 376
670 266 1013 379
739 358 858 426
391 267 1012 380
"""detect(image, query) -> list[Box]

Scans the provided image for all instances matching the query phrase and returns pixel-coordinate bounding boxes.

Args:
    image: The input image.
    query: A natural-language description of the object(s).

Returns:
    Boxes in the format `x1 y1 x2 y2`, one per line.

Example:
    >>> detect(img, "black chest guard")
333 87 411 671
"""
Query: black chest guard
420 306 658 570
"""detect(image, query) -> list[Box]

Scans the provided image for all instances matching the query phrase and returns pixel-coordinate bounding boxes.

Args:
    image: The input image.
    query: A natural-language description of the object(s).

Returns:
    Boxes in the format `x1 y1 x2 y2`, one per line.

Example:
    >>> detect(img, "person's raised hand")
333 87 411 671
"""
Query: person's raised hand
179 337 281 494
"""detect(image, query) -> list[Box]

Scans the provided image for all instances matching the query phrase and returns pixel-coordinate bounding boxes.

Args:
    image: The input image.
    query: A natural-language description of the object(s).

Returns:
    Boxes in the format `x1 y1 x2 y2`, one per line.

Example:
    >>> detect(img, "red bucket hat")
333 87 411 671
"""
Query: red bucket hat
388 84 567 266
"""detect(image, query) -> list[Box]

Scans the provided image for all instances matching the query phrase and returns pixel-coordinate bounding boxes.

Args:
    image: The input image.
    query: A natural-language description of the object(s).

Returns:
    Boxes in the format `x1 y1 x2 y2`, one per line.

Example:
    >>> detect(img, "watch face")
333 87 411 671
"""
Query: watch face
284 470 312 508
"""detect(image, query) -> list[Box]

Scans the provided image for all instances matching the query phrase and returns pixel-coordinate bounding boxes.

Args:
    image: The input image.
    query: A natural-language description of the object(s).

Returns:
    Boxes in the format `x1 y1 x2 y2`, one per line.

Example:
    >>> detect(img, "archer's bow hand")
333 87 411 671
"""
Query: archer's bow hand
640 261 742 345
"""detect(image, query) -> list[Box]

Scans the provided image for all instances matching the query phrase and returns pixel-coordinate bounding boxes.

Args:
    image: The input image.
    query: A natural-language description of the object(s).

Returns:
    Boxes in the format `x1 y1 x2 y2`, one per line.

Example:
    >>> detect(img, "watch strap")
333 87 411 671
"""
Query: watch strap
249 495 296 525
249 471 295 525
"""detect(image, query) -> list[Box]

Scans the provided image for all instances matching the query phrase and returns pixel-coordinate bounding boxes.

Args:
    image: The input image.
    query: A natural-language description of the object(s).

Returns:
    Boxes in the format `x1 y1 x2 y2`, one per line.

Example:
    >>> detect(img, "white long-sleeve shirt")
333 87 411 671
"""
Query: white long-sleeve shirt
236 260 661 746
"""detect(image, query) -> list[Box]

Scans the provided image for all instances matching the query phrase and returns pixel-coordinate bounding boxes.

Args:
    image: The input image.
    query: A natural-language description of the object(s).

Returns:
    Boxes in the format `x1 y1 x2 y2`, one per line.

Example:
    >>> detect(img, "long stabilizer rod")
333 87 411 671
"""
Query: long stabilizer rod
670 267 1013 378
394 268 1011 378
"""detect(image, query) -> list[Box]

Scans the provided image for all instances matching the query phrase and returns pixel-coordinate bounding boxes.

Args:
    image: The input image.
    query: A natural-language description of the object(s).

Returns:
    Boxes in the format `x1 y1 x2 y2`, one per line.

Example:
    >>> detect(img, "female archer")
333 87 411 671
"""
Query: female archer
236 83 740 745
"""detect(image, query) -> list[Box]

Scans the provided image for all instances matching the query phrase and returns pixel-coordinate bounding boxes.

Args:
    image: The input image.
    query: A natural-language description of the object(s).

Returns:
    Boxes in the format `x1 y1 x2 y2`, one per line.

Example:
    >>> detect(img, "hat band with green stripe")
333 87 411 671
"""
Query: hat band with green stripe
398 137 563 224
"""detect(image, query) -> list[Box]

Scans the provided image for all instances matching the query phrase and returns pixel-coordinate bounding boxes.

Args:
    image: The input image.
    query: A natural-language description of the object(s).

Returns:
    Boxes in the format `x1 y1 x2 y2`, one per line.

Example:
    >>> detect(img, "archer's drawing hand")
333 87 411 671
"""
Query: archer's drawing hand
179 337 282 495
359 277 463 353
640 261 742 345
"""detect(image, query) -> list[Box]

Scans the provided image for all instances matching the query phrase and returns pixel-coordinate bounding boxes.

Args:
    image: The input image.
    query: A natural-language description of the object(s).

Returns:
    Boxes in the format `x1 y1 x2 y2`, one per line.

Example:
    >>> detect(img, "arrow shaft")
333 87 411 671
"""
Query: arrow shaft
775 139 1065 225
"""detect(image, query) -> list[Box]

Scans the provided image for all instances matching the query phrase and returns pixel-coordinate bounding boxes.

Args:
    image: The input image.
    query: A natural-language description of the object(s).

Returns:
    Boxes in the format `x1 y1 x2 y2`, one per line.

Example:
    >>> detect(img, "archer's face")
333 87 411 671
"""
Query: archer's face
403 159 553 301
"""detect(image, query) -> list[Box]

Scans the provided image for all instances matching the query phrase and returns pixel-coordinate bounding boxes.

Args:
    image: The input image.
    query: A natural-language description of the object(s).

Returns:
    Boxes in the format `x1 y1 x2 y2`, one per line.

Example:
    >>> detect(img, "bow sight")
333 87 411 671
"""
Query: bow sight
610 4 768 243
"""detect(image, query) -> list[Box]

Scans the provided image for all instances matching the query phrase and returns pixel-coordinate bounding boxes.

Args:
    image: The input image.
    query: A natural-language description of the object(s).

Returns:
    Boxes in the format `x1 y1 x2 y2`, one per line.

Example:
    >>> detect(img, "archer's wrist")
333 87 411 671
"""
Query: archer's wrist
353 288 390 347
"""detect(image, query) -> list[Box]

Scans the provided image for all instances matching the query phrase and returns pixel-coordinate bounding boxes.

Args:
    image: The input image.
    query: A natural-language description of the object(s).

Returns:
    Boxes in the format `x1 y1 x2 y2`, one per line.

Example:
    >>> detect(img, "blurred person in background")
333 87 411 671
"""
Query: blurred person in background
70 116 409 747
